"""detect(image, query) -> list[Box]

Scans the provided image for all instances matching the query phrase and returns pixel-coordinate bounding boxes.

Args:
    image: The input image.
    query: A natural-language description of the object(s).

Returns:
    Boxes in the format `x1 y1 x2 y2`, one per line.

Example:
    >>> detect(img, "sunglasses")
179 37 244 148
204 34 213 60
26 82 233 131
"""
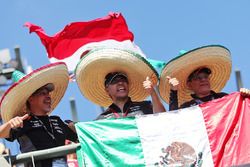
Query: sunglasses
32 89 50 96
109 77 128 85
190 74 209 81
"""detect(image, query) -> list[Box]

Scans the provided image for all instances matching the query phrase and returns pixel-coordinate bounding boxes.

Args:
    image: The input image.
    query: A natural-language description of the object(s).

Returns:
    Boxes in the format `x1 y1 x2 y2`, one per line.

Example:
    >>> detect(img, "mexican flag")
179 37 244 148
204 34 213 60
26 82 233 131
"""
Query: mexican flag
24 12 145 71
75 92 250 167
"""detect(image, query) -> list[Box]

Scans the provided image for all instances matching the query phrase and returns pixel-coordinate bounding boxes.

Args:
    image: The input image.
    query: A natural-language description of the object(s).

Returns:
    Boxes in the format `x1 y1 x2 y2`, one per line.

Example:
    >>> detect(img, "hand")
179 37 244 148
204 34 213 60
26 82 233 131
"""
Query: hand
8 114 29 129
67 122 76 132
166 76 179 90
240 88 250 97
143 76 154 94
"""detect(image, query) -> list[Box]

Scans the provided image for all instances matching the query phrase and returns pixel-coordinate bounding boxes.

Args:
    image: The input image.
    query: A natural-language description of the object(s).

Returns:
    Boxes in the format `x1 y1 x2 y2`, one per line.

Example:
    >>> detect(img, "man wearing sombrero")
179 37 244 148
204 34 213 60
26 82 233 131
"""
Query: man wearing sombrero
158 45 250 110
0 62 77 167
75 48 165 119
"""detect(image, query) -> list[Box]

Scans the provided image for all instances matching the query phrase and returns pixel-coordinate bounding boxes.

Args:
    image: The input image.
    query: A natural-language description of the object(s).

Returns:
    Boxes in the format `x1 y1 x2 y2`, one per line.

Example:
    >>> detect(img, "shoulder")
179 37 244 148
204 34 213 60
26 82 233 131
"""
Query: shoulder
180 99 197 108
211 90 228 98
96 110 114 120
132 100 152 106
217 92 228 97
100 108 113 116
95 108 114 120
131 100 153 114
49 115 64 123
49 115 61 119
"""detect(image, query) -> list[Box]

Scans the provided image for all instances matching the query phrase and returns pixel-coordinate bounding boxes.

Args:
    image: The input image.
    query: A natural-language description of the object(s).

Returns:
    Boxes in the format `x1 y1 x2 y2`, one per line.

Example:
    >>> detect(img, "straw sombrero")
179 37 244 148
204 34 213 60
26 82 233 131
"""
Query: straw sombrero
0 62 69 123
75 48 158 107
158 45 231 106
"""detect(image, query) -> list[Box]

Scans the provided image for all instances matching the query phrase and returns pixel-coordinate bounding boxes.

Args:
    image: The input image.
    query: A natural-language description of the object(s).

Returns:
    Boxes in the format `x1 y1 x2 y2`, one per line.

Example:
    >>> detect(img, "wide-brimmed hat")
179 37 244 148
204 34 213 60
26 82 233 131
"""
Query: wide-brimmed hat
158 45 231 106
75 48 158 107
0 62 69 122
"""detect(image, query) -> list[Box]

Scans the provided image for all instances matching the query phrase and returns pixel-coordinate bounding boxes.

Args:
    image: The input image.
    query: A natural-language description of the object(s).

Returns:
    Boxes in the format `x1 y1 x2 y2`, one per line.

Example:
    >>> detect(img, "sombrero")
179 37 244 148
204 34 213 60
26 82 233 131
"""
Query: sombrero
0 62 69 123
158 45 231 106
75 48 158 107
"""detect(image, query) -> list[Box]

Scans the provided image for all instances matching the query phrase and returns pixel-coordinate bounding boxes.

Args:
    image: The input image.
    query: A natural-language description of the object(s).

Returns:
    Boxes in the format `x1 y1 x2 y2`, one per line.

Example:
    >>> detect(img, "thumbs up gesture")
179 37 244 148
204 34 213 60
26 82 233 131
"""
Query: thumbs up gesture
143 76 154 94
8 114 29 129
166 76 179 91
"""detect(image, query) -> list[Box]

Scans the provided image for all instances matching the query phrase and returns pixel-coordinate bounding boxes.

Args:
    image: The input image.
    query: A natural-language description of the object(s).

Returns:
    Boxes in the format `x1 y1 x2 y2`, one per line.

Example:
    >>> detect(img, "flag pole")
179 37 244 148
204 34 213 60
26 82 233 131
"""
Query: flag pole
235 69 243 91
69 97 79 122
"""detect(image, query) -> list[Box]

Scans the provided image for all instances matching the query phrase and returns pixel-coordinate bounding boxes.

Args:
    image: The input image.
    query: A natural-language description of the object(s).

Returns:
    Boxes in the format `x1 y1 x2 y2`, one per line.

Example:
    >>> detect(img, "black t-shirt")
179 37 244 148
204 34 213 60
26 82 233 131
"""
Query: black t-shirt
7 115 77 167
169 90 228 110
180 91 228 108
96 98 153 120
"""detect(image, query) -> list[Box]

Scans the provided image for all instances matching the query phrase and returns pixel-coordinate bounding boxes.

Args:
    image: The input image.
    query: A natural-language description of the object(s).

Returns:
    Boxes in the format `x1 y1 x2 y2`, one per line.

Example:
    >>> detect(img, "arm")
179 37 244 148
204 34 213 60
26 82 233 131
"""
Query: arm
0 114 29 138
61 119 78 142
166 76 179 111
65 120 76 132
169 90 179 111
143 77 166 113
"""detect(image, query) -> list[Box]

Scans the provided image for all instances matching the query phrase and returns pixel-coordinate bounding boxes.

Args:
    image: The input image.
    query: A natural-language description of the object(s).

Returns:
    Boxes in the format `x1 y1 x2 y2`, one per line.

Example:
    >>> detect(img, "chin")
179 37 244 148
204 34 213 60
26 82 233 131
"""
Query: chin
200 89 211 95
117 96 128 101
44 108 52 113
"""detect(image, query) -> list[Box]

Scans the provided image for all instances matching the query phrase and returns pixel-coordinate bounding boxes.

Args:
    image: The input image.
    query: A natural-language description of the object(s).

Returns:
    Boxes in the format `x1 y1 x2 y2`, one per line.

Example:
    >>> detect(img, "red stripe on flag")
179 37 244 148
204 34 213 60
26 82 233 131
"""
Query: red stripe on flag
200 92 250 167
24 12 134 60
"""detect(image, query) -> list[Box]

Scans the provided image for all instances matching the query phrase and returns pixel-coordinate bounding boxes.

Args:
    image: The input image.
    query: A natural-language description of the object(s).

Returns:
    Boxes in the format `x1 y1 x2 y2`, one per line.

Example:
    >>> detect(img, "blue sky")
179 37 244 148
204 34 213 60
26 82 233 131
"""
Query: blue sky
1 0 250 153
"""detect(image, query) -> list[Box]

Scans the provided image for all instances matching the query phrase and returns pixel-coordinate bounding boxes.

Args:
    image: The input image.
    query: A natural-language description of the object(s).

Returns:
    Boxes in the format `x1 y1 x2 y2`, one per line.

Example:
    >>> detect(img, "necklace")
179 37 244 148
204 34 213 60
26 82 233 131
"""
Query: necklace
33 115 56 140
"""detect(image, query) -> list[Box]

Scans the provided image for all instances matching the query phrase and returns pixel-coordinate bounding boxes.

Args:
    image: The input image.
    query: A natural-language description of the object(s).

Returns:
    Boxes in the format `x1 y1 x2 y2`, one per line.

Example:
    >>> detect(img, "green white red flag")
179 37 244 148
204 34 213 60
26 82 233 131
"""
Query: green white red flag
75 92 250 167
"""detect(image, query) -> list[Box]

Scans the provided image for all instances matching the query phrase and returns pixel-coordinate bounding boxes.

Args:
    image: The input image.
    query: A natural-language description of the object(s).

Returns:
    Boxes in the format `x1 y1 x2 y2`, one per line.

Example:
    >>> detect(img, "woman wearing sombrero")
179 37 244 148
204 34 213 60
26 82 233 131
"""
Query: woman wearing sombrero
158 45 250 110
75 48 166 119
0 62 77 167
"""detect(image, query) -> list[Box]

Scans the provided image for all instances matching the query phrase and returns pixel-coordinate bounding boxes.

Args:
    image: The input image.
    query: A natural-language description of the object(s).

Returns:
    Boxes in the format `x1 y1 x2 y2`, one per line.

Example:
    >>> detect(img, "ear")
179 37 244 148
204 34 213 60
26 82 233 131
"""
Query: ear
27 96 33 103
105 86 113 100
105 86 111 95
186 81 192 90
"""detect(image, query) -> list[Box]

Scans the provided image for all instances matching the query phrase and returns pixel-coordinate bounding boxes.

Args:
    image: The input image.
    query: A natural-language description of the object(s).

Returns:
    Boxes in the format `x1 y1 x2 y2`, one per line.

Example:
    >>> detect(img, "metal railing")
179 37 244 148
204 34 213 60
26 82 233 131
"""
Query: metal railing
0 143 80 166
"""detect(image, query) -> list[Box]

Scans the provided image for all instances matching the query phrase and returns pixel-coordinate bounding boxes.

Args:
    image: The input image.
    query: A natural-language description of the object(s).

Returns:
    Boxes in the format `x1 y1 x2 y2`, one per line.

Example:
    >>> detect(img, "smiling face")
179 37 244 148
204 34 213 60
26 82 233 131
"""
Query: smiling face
187 72 211 97
105 76 129 102
27 87 52 115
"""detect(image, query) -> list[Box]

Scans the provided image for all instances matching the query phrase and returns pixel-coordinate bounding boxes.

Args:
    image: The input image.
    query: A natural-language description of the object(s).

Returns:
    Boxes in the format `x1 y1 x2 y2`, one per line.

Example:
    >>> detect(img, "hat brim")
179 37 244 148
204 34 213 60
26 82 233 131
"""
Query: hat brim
75 48 158 107
0 62 69 122
158 45 231 105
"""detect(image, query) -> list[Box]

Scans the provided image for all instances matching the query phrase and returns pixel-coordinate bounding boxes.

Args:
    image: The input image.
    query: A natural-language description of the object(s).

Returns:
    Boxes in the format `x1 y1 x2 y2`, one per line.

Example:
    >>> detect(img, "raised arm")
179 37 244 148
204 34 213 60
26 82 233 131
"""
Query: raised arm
166 76 179 111
143 76 166 113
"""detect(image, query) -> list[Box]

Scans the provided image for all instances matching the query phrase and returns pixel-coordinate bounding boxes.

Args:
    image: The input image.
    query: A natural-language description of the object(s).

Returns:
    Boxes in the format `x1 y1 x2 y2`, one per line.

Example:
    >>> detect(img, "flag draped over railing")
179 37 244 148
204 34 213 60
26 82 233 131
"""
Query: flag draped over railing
75 92 250 167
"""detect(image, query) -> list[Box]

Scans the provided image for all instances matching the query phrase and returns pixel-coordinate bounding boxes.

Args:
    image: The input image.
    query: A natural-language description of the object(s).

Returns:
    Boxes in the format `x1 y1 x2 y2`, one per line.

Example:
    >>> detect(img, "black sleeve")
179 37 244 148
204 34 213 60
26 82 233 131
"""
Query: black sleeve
6 127 25 142
169 90 179 111
95 109 113 120
217 92 228 98
141 101 153 114
180 99 198 109
58 118 78 142
180 101 191 109
95 114 106 120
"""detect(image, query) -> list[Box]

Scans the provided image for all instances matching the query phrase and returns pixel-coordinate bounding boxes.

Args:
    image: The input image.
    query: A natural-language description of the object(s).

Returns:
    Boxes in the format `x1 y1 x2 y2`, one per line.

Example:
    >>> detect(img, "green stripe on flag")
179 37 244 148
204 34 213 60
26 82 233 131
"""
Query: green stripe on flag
75 117 145 167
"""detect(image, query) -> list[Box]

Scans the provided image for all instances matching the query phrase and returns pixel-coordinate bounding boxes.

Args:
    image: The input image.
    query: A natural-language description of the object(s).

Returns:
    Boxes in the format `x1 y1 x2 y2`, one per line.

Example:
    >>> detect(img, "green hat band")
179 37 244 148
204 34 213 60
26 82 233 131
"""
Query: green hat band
12 70 25 83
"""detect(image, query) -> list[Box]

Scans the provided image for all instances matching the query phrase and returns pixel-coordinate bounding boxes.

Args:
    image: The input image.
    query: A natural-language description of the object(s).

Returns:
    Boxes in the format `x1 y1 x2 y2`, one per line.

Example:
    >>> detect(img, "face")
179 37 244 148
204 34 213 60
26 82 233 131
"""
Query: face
187 72 211 96
105 76 129 101
28 88 52 114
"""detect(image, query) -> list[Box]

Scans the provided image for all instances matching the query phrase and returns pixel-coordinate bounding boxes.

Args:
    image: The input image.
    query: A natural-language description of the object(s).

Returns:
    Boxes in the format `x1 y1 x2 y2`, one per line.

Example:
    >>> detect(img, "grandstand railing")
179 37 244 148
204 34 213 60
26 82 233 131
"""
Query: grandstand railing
0 143 80 166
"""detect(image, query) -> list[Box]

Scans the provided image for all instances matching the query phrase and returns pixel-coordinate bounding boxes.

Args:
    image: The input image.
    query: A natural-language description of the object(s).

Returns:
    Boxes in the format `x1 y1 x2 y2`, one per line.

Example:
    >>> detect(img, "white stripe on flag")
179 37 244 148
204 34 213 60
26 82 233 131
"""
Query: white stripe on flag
49 39 146 71
136 106 214 166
